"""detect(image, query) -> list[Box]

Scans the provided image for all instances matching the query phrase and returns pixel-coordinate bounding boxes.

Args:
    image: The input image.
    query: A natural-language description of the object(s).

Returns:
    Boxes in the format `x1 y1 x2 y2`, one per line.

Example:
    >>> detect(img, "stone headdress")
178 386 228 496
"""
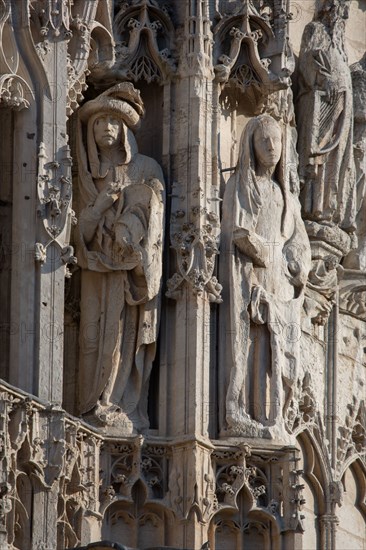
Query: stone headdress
78 82 145 180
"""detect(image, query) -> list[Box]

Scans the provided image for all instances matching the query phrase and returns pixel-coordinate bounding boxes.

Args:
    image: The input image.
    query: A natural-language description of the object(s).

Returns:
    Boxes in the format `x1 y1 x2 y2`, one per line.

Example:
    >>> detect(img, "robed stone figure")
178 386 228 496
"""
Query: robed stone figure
296 0 356 231
220 115 311 437
76 83 165 433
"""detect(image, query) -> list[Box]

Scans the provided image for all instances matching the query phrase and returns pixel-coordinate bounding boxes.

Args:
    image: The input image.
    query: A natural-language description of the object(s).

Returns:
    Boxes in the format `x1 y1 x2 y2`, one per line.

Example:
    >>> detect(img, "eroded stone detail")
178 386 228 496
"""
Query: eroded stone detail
36 140 76 270
337 398 366 474
285 372 318 434
297 0 356 231
167 193 222 302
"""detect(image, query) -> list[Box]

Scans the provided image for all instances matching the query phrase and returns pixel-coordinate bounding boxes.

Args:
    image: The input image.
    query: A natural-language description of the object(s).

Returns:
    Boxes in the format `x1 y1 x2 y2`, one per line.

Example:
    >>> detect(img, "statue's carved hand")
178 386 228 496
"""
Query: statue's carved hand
115 223 135 258
233 228 268 267
93 184 120 215
250 286 269 325
288 260 300 276
287 260 307 287
117 236 135 257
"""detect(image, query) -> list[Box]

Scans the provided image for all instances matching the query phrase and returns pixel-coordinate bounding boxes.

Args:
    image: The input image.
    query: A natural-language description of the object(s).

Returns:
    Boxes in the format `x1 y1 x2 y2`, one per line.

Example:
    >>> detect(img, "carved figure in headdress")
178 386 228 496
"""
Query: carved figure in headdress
296 0 356 231
220 115 311 435
76 83 165 433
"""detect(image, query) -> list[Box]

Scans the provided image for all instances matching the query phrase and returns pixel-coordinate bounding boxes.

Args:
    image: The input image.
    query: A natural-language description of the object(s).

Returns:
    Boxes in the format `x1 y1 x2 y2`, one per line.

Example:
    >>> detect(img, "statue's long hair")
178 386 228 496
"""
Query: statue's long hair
234 114 289 237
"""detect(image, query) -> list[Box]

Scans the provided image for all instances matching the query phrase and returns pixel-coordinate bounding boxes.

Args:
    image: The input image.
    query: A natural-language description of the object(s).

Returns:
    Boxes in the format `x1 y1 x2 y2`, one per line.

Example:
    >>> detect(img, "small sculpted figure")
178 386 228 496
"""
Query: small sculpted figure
220 114 311 436
76 83 165 433
296 0 356 231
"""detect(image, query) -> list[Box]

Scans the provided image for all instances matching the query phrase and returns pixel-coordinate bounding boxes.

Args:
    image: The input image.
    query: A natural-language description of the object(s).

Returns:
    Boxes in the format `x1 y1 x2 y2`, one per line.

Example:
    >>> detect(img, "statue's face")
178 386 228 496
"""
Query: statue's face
321 0 349 23
340 1 350 20
253 119 282 170
94 115 122 149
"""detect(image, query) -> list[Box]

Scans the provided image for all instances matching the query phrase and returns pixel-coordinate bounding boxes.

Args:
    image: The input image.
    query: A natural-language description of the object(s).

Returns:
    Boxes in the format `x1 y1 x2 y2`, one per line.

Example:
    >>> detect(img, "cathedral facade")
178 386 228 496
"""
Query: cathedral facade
0 1 365 549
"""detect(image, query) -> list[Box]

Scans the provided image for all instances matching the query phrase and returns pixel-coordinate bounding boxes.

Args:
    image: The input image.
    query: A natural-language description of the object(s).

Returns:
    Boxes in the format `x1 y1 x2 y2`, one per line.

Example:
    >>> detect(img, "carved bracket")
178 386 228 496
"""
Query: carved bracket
113 0 176 84
213 0 292 101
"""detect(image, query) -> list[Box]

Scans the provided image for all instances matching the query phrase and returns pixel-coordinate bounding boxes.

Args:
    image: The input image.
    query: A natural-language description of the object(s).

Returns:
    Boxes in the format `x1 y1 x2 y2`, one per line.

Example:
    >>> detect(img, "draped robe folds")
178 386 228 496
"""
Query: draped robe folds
296 21 356 230
220 159 311 431
77 131 164 430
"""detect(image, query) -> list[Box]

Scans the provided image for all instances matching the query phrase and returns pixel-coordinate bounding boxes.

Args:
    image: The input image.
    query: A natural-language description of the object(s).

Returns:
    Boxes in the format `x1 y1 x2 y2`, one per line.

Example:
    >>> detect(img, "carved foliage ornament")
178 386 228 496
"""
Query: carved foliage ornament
285 373 318 434
36 140 77 273
167 186 222 303
0 1 33 109
337 398 366 472
211 446 306 533
0 387 102 549
212 446 268 510
100 440 171 518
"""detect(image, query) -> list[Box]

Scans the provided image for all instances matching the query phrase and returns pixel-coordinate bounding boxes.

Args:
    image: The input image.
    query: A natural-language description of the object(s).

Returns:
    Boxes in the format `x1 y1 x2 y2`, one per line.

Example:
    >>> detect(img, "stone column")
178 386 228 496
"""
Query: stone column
167 0 220 437
8 1 74 405
8 0 113 406
319 514 339 550
165 1 220 546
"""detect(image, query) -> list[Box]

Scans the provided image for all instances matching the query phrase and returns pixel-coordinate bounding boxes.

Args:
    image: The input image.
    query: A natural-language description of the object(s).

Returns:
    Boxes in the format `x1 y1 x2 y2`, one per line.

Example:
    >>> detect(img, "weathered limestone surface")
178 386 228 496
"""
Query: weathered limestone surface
0 1 365 549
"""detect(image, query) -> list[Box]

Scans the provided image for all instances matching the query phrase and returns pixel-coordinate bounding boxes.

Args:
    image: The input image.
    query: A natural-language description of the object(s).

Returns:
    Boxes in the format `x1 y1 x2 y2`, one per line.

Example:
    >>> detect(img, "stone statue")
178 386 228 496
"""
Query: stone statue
76 83 165 433
343 53 366 270
296 0 356 231
220 114 311 436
